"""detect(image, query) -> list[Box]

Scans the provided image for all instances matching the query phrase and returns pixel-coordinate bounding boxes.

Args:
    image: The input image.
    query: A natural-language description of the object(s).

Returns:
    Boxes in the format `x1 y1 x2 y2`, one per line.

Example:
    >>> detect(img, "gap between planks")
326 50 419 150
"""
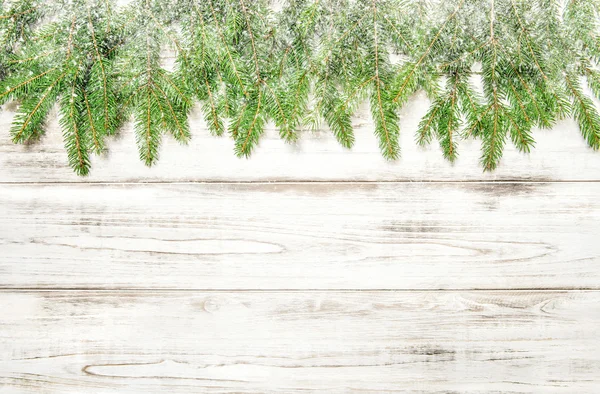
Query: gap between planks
2 179 600 185
1 288 598 292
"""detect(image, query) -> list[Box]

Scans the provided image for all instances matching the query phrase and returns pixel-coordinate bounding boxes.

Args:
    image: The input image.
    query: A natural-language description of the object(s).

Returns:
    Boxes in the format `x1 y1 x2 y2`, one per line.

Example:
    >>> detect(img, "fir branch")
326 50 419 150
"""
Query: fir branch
439 71 461 161
2 0 600 175
371 0 399 159
234 88 264 157
206 0 248 96
11 69 66 143
565 73 600 149
82 88 103 152
0 66 59 104
416 104 439 146
480 0 507 171
188 1 223 135
87 5 115 137
60 65 91 176
505 107 535 153
392 0 465 104
509 0 548 81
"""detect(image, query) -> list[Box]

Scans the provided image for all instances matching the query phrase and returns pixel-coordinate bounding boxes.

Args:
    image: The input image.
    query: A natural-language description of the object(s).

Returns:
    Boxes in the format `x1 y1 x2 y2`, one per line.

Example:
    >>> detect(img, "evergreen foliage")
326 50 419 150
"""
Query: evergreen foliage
0 0 599 174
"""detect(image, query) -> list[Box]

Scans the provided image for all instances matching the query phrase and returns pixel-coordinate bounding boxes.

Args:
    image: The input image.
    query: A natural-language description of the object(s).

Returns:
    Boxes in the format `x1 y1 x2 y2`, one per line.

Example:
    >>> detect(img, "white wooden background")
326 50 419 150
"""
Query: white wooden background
1 93 600 393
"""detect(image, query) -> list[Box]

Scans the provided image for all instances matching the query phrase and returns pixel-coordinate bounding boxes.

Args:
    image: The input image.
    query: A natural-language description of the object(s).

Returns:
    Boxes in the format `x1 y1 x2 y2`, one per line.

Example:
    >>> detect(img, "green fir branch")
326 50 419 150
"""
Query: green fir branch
1 0 600 175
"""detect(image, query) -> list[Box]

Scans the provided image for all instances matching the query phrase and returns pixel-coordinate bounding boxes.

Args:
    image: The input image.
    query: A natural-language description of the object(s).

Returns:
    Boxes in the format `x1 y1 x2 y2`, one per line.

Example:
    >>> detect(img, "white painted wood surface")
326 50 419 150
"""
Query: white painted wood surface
2 94 600 391
1 291 599 393
1 182 599 290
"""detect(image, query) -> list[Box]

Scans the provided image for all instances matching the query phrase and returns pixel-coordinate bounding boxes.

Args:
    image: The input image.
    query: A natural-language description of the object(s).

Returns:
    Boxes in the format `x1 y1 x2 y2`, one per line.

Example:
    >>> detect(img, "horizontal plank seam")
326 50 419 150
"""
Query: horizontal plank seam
2 180 600 185
1 288 598 292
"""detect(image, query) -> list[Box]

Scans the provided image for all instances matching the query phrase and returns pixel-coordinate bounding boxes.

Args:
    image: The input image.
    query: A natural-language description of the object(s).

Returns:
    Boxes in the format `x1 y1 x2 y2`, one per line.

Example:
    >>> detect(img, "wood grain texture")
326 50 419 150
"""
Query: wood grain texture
2 95 600 183
1 290 599 393
1 182 599 290
3 81 600 392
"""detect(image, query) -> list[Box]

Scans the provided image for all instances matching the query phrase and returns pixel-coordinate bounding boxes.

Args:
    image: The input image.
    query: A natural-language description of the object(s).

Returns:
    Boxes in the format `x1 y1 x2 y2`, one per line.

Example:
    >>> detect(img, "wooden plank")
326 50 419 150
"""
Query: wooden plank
2 95 600 182
1 182 599 290
1 290 599 393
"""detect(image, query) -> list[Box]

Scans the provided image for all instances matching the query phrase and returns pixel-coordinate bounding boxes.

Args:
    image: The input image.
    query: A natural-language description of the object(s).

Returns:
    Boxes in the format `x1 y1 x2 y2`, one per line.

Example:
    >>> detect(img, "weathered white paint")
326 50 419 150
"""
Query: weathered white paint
1 182 599 290
2 90 600 391
1 291 599 393
2 95 600 182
